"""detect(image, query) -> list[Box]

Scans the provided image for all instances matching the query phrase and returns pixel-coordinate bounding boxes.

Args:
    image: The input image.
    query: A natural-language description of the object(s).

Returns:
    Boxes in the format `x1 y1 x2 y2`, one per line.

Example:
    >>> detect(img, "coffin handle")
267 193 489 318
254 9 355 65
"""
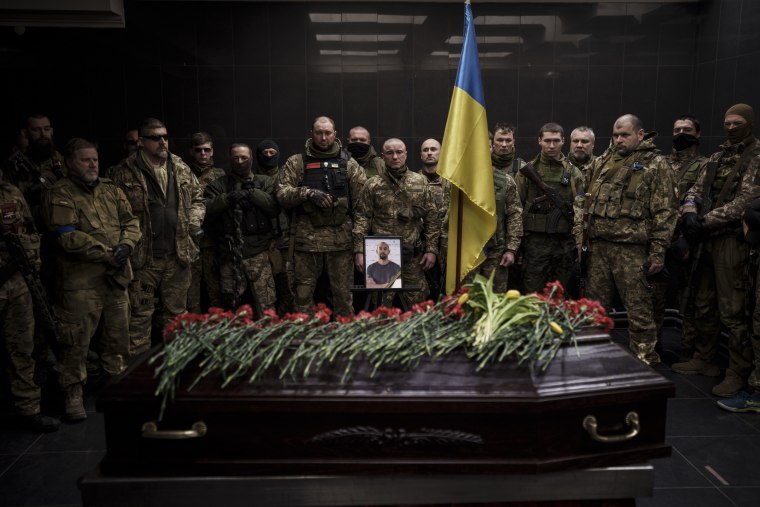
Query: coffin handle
582 412 639 443
141 420 208 439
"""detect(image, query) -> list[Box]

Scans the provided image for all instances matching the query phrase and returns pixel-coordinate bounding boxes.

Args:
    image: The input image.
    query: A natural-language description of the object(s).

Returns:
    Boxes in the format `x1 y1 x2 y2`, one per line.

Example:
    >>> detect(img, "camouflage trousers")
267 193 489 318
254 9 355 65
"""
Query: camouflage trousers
586 240 659 364
651 260 696 357
522 234 576 294
751 266 760 390
54 283 129 388
463 250 509 293
689 235 752 377
268 244 295 314
220 250 276 317
1 276 40 416
187 247 222 313
129 255 190 358
293 250 353 317
380 254 430 309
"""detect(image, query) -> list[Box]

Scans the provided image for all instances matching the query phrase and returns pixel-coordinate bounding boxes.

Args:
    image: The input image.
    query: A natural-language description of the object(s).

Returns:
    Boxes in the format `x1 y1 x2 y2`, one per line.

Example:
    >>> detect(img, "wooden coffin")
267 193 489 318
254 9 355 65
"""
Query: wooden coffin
96 330 673 477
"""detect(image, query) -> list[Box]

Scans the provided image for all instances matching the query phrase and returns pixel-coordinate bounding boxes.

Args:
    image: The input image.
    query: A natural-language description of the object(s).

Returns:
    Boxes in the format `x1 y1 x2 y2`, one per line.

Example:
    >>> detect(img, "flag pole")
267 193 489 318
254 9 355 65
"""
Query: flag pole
455 187 464 291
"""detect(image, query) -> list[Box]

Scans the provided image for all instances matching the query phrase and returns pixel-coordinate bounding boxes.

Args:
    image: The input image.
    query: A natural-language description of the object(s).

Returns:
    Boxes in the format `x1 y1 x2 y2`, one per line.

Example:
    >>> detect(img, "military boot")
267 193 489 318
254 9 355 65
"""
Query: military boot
64 383 87 422
712 369 747 398
671 356 721 377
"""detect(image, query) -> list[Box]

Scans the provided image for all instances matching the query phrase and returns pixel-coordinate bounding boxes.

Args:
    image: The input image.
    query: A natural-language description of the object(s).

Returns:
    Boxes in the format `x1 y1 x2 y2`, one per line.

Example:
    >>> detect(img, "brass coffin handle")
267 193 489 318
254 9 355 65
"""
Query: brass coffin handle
583 411 640 443
141 420 208 440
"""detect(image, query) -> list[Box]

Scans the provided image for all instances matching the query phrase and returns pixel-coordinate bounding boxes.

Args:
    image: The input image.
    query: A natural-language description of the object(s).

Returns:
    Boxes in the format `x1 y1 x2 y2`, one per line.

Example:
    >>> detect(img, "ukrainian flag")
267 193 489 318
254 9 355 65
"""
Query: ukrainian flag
438 0 496 294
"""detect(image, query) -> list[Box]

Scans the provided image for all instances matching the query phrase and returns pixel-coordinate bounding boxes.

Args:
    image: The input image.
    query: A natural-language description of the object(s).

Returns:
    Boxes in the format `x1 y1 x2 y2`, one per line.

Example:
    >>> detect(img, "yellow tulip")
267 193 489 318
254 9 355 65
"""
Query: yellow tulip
458 293 469 305
506 290 521 299
550 321 563 334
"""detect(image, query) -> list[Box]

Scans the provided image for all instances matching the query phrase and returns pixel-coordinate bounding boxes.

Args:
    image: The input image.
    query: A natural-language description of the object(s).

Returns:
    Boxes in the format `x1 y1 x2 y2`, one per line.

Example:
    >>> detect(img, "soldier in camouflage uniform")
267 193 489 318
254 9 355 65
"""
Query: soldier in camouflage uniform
107 118 205 357
205 144 278 316
575 114 677 365
717 199 760 412
255 139 295 314
5 115 65 373
673 104 760 397
4 115 65 219
567 126 597 186
346 126 384 179
419 138 450 300
353 138 440 308
490 123 527 291
651 116 707 359
277 116 366 317
1 177 59 432
42 139 140 421
516 123 584 294
463 138 523 293
186 132 225 312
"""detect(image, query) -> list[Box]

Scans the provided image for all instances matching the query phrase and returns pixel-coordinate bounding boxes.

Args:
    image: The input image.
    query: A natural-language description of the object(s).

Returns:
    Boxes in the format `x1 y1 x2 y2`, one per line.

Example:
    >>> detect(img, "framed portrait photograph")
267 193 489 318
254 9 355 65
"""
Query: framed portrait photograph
364 236 403 289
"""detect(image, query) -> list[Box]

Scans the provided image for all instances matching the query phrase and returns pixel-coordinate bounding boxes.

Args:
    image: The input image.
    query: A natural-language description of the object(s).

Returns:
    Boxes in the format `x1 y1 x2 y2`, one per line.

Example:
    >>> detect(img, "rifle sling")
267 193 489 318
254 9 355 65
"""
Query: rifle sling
714 147 757 208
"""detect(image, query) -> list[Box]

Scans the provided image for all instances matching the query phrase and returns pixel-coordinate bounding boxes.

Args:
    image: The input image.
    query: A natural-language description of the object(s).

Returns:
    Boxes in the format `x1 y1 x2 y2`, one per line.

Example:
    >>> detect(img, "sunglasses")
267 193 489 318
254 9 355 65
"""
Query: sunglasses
142 134 168 142
193 147 212 153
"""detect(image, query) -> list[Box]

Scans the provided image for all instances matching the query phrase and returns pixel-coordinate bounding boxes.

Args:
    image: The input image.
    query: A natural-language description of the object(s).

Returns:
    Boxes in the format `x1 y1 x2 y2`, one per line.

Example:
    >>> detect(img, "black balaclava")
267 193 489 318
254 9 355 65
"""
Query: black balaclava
346 142 371 160
673 134 700 151
255 139 280 170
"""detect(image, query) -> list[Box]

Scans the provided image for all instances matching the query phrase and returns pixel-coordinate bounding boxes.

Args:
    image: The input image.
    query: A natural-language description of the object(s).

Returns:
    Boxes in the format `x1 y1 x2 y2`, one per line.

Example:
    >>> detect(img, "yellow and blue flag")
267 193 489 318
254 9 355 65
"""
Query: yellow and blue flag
438 0 496 294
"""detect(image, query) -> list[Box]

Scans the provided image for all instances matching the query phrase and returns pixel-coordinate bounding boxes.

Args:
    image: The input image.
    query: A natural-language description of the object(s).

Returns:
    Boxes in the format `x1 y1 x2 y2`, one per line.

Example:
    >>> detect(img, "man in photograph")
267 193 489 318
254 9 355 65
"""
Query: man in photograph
365 241 401 288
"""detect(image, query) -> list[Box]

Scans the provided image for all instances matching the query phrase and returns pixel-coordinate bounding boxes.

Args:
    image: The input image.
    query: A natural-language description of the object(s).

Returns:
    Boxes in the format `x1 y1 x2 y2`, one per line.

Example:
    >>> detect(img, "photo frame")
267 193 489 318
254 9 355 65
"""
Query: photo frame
363 236 403 289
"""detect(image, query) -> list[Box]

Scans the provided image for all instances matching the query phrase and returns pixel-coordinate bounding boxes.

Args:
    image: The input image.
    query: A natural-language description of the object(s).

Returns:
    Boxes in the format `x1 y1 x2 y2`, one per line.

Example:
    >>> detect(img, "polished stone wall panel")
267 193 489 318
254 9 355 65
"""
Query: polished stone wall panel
2 1 758 169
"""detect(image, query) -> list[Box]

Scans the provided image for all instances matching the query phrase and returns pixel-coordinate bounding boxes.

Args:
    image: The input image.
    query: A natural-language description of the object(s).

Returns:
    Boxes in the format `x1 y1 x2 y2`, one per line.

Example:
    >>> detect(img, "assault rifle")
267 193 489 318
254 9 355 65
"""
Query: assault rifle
0 225 60 341
222 207 245 310
519 163 573 234
577 195 590 298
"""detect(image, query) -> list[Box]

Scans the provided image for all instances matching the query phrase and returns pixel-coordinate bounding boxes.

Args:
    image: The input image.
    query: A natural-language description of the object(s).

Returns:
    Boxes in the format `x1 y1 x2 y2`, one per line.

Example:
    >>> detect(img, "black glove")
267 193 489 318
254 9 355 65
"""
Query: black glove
189 225 204 244
227 190 249 207
682 212 706 241
111 244 132 267
308 189 330 208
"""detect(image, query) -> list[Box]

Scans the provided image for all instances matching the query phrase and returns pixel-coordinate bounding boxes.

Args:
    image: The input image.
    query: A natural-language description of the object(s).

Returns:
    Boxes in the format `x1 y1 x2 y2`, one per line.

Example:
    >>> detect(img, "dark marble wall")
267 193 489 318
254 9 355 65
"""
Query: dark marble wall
692 0 760 153
1 1 755 169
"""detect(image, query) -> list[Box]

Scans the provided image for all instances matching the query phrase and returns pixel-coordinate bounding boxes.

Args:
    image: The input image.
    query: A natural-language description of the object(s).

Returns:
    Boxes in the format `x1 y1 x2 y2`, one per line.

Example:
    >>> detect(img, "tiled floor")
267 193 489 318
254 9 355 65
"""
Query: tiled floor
1 327 759 507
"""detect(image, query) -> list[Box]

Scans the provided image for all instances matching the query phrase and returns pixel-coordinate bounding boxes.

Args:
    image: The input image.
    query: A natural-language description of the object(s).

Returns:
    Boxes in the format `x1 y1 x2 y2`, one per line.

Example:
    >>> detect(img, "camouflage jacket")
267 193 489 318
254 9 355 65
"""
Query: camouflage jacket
353 145 385 179
669 145 706 203
277 140 366 252
516 153 584 236
682 137 760 233
352 165 441 258
4 149 65 222
106 151 205 269
568 154 597 189
491 169 523 252
577 138 677 264
42 176 141 290
424 172 451 257
189 161 226 249
0 182 39 296
205 172 279 258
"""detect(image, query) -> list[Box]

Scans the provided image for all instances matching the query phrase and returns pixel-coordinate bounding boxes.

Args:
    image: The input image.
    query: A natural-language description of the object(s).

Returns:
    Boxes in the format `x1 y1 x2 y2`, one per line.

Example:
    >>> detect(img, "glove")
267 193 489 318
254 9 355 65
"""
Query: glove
308 189 331 208
111 244 132 267
189 225 204 244
227 190 249 207
682 212 706 241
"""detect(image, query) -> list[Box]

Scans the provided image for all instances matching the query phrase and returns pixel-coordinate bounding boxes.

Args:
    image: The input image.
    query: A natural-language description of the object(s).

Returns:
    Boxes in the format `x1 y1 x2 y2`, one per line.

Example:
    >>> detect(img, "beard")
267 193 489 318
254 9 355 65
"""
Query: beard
27 138 54 162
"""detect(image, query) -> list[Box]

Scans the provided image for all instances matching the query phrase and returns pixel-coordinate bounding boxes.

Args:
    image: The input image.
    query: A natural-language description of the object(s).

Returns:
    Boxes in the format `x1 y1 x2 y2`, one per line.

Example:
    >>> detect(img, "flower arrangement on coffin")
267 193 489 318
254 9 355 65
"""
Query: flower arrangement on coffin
151 276 614 418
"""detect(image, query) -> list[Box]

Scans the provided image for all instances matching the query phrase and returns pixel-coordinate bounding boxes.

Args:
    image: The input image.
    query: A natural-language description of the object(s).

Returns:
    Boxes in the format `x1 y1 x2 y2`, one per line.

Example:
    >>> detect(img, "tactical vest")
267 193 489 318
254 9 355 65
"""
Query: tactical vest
485 170 509 249
240 204 273 236
523 159 574 234
300 152 350 227
707 143 760 210
145 165 178 257
590 151 657 220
